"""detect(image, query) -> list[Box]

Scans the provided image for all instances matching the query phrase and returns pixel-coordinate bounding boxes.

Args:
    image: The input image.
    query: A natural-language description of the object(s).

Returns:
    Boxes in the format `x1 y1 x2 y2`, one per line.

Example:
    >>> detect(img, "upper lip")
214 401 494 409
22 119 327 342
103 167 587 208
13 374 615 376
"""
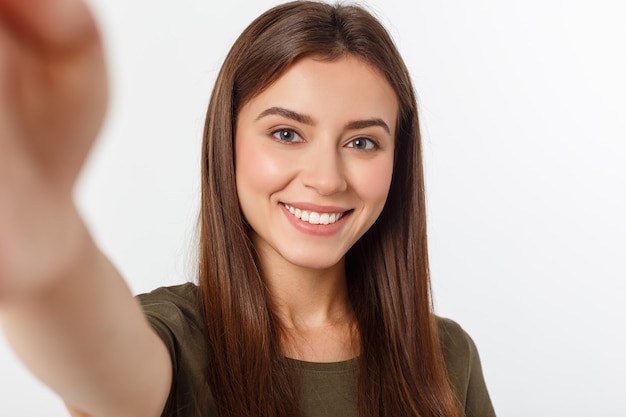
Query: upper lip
281 202 350 213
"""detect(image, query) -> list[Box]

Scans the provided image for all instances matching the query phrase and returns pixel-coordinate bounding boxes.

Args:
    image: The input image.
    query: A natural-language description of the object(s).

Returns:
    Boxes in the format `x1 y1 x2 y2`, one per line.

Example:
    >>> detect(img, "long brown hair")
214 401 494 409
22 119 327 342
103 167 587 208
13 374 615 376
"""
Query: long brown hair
198 2 461 416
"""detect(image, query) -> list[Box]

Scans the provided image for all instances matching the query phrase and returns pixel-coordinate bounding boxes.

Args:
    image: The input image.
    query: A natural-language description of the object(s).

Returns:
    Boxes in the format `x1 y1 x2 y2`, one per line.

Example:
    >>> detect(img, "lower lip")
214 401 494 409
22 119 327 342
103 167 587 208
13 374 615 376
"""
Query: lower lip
280 205 349 237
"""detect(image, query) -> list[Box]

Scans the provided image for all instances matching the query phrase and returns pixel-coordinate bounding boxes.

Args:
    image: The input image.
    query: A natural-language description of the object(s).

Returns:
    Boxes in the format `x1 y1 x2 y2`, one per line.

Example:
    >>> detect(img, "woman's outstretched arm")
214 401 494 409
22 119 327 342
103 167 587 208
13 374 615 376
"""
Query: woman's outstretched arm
0 1 171 415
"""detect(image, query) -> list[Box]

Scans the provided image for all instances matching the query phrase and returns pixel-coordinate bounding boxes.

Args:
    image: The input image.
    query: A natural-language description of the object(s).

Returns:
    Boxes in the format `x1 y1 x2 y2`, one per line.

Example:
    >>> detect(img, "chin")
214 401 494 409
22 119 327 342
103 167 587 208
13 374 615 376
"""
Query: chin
281 250 346 272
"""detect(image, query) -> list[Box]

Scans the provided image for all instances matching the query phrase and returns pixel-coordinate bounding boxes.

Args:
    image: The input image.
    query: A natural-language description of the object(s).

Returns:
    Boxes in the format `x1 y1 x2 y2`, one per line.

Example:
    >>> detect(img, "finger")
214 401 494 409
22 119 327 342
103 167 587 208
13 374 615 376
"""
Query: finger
0 0 98 51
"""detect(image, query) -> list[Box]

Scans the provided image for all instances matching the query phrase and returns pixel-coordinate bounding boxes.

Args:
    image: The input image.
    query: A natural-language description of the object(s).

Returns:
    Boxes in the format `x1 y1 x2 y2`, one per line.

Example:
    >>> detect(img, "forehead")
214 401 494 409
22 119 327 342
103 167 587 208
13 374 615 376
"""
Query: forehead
238 55 399 132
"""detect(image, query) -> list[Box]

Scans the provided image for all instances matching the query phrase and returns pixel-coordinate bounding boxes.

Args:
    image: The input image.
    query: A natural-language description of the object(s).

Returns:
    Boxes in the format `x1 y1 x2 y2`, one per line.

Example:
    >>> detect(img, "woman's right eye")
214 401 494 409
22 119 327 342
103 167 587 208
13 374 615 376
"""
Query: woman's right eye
271 129 302 143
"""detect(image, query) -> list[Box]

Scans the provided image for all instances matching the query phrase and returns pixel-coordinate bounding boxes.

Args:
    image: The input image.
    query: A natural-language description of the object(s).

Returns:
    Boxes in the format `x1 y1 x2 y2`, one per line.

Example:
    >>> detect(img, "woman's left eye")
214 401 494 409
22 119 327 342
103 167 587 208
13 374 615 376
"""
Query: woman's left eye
271 129 302 143
346 137 377 150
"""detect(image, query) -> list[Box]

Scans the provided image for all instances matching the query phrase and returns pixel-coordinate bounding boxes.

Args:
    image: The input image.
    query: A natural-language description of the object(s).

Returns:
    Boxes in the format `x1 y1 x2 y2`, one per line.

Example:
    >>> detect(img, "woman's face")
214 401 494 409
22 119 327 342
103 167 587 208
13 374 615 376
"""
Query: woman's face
235 55 398 273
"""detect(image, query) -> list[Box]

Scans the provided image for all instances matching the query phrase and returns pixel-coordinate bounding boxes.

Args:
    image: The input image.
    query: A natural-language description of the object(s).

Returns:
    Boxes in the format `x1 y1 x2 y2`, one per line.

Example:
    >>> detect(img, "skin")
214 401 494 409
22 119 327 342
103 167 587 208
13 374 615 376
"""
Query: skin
0 1 171 416
0 0 106 298
236 55 398 361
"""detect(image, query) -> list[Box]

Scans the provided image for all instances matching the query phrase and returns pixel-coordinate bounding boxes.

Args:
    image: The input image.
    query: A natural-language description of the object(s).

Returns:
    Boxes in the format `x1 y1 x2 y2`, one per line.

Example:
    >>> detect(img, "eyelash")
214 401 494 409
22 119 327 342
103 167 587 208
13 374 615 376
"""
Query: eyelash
346 137 379 151
270 128 379 151
271 128 303 143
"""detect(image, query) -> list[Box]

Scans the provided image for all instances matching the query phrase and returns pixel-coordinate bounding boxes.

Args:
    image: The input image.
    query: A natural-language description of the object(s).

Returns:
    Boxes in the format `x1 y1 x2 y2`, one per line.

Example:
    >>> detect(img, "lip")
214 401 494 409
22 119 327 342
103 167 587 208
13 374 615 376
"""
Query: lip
279 202 351 236
281 201 350 213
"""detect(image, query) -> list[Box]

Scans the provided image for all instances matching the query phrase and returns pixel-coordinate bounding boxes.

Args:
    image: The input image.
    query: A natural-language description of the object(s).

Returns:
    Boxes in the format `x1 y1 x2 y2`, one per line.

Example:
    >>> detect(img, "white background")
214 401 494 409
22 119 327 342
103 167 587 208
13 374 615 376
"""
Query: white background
1 0 625 416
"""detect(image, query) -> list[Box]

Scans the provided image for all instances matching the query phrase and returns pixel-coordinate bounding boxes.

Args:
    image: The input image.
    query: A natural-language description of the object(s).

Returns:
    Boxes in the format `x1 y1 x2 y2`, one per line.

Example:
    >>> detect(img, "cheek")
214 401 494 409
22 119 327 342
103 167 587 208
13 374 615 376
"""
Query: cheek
350 156 395 209
235 134 292 201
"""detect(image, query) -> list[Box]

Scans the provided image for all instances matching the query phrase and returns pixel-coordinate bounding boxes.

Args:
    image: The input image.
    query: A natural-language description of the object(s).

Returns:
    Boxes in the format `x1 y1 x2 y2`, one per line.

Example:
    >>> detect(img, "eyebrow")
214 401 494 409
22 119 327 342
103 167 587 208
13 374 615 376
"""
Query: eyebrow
256 106 391 135
256 107 315 125
345 118 390 135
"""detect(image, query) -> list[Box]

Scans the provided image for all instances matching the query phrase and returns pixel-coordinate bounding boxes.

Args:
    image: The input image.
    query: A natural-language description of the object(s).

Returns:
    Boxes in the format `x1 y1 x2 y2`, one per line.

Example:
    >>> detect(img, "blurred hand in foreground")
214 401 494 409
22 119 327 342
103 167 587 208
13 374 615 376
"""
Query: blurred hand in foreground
0 0 108 303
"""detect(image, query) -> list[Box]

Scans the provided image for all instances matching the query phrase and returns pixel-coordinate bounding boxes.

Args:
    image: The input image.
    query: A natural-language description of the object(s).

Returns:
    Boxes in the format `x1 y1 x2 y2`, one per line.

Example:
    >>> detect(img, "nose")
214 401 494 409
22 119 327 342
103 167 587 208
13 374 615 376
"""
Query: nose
300 142 347 196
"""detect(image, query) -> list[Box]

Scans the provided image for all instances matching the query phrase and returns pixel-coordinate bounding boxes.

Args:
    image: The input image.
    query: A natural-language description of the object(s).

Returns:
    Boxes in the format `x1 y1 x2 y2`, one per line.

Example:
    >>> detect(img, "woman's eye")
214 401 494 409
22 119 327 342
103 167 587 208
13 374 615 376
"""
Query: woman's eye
272 129 301 143
347 137 377 150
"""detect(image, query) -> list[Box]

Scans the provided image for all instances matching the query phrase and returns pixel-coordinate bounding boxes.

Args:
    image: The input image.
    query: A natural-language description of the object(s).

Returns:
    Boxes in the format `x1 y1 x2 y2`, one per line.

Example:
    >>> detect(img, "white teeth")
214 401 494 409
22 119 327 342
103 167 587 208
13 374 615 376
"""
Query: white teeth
283 204 344 225
308 212 320 224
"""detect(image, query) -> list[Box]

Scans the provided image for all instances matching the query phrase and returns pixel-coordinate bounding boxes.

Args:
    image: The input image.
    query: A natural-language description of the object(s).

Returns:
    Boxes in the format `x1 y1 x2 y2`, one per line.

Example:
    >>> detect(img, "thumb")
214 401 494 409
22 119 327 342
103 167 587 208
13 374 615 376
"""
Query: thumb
0 0 99 50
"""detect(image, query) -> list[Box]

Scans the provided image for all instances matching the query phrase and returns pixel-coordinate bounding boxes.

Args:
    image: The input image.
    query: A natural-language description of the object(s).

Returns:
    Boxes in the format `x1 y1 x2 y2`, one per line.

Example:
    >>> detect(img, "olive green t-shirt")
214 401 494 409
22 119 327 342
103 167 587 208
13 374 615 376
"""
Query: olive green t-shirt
137 284 496 417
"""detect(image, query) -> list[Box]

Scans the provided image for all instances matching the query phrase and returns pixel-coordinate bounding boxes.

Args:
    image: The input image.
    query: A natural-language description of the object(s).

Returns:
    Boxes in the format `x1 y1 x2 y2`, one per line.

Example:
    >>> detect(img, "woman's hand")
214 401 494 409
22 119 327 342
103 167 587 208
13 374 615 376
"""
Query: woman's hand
0 6 172 416
0 0 108 301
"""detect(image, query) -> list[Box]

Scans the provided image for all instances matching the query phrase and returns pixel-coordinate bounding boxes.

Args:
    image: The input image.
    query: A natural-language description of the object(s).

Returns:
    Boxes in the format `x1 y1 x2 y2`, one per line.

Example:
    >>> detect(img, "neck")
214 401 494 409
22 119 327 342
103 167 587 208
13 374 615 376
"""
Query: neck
264 259 351 329
258 255 360 362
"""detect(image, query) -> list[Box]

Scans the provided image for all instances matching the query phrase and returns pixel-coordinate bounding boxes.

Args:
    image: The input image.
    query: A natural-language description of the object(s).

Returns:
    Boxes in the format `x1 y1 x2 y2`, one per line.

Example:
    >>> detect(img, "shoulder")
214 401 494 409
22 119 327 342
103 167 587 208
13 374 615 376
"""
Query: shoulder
137 282 199 310
437 316 473 352
136 283 214 415
436 316 497 417
437 316 477 369
436 317 475 391
136 282 206 355
137 283 200 314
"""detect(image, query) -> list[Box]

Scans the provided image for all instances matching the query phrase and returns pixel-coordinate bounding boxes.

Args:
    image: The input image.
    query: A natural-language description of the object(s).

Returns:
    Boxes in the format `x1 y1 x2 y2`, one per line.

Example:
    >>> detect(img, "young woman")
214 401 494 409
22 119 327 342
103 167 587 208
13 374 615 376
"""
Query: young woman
0 1 495 416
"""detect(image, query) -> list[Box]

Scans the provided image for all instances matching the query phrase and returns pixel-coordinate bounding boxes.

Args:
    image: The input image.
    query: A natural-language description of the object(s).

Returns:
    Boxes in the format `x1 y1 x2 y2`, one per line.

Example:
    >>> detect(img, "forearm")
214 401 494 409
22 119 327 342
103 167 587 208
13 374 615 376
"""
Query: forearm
0 2 170 414
0 217 171 417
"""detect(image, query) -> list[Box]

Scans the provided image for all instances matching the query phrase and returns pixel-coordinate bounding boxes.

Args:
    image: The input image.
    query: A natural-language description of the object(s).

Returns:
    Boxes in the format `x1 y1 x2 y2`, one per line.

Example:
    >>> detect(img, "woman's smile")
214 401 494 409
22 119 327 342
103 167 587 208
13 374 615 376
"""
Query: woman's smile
235 54 398 271
280 202 353 238
281 203 348 225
